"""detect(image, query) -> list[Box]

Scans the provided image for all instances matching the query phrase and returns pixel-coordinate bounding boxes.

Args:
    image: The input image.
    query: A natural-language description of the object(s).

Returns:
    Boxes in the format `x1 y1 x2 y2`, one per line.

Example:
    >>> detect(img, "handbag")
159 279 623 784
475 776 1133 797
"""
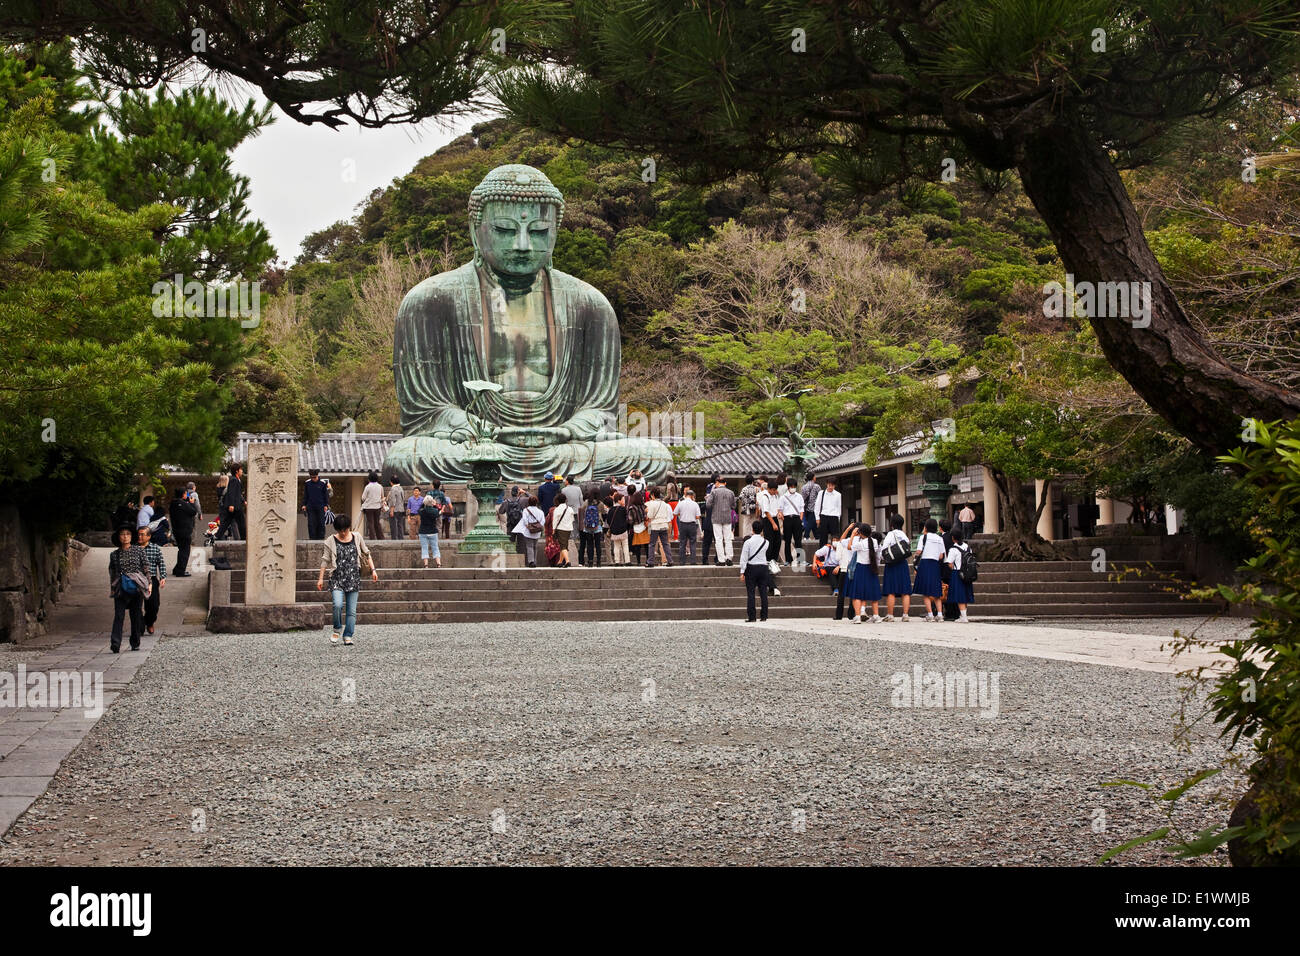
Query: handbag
844 552 858 581
882 532 911 566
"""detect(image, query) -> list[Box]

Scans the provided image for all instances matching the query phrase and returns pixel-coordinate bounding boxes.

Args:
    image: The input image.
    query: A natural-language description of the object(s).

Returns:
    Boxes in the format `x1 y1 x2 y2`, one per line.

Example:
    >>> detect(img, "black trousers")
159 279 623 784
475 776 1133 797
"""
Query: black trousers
579 530 602 566
763 519 782 561
700 521 715 564
818 515 841 547
678 522 698 563
142 575 161 628
744 564 771 621
217 508 246 540
111 590 143 650
834 576 849 619
173 535 191 575
306 506 326 540
782 514 803 564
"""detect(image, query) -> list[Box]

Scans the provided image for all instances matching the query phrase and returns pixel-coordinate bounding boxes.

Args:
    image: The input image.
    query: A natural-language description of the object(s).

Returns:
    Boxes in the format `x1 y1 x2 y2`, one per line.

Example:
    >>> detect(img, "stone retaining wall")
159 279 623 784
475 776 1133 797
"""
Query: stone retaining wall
0 505 89 644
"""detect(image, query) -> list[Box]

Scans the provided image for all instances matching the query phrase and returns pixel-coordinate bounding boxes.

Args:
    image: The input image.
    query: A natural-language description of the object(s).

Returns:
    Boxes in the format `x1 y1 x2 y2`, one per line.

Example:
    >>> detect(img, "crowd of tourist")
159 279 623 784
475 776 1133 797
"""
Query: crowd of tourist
108 466 978 650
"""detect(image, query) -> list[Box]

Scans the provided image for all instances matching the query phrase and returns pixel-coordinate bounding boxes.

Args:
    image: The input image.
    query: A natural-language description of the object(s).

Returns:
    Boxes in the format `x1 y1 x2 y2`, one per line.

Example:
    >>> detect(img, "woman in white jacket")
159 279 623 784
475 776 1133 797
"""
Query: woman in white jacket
512 495 547 568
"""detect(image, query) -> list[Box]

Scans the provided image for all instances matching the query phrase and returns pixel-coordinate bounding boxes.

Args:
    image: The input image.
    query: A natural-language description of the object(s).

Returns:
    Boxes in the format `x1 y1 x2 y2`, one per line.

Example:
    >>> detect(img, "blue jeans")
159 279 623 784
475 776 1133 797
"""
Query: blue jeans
331 588 358 638
419 532 440 560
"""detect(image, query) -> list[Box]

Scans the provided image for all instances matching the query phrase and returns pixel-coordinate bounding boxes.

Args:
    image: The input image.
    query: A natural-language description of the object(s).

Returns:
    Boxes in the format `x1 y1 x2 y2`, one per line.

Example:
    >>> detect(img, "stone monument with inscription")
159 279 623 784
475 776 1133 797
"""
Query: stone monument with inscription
208 443 321 632
383 164 672 485
246 443 298 605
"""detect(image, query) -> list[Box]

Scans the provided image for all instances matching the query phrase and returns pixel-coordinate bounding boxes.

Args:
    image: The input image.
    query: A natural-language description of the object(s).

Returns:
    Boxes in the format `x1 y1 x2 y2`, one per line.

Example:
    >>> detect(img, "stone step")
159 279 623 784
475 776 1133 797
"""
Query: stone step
291 601 1220 625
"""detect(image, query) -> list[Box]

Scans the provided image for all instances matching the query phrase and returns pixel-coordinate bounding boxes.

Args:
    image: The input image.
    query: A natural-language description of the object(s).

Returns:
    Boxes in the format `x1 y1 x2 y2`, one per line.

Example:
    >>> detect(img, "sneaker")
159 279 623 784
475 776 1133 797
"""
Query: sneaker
330 633 340 645
725 559 734 566
883 614 894 622
343 636 355 645
901 615 910 622
958 614 969 623
871 615 882 623
831 589 839 596
853 614 862 623
772 588 782 596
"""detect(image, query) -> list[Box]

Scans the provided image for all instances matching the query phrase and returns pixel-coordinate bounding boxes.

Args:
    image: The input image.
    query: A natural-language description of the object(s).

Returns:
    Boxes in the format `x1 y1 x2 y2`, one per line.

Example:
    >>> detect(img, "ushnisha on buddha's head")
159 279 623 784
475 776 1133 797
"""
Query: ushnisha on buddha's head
469 164 565 282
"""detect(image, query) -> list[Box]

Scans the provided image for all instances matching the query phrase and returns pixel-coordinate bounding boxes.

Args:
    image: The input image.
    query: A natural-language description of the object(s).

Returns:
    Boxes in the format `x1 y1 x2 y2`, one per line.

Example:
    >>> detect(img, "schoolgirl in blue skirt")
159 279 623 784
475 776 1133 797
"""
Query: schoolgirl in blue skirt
912 517 945 621
847 526 883 622
945 527 974 622
879 512 912 621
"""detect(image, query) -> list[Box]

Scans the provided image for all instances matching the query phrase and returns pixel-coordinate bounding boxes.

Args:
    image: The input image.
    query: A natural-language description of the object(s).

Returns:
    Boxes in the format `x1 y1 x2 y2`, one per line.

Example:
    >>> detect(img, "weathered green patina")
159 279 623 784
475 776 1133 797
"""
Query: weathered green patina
384 164 671 484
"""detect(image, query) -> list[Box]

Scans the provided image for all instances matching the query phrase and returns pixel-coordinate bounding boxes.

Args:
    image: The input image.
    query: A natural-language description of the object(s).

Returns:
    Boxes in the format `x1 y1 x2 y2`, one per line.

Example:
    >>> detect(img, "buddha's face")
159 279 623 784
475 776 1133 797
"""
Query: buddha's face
474 200 557 279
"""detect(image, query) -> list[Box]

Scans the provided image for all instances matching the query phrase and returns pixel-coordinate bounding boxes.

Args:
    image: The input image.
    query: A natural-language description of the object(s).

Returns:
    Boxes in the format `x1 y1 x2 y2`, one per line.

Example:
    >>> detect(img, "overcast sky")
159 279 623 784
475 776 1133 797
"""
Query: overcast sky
229 98 494 263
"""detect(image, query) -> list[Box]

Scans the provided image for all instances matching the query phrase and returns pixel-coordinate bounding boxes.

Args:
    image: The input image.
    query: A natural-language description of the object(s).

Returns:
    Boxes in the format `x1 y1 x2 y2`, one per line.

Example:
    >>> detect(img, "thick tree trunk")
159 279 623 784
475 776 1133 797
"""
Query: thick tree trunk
983 470 1065 561
1016 122 1300 456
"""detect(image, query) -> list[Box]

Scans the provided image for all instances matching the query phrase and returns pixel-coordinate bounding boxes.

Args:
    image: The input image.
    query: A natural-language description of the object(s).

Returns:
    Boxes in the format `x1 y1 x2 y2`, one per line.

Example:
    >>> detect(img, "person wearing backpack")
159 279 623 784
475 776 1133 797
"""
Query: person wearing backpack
108 526 150 653
945 527 975 622
879 512 913 622
503 486 527 553
579 491 605 567
911 517 946 622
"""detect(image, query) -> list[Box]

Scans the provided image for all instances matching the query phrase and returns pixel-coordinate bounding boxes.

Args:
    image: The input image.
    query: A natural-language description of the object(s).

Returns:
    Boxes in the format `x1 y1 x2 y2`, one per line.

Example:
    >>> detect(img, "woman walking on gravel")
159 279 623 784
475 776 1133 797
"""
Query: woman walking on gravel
317 514 378 646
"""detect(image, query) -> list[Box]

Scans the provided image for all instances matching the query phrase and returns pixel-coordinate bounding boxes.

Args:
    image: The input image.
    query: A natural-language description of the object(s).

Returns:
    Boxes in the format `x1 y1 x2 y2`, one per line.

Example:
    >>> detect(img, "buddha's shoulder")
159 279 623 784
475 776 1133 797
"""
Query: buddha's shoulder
548 269 614 313
400 263 477 305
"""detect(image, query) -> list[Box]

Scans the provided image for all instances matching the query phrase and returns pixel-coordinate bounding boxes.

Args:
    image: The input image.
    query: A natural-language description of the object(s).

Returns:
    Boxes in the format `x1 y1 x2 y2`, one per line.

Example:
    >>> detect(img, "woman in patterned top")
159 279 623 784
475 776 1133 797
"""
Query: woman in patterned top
135 525 167 635
108 526 149 653
316 513 378 646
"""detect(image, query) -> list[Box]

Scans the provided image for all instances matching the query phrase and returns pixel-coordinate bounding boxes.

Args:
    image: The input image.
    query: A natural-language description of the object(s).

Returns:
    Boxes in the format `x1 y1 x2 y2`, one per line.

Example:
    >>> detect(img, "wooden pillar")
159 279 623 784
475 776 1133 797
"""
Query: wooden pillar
347 476 362 525
859 472 874 530
1035 479 1054 541
896 463 908 535
981 466 1000 534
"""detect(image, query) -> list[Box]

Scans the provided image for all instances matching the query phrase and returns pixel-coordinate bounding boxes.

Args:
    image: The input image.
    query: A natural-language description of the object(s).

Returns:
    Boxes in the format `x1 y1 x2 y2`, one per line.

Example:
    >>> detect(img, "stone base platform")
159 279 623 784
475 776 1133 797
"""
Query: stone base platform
207 602 323 633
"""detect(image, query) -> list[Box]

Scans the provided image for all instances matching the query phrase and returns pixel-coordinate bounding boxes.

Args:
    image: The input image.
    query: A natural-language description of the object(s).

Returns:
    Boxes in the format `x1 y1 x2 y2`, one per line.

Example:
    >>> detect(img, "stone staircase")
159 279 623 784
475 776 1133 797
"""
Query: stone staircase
215 541 1220 624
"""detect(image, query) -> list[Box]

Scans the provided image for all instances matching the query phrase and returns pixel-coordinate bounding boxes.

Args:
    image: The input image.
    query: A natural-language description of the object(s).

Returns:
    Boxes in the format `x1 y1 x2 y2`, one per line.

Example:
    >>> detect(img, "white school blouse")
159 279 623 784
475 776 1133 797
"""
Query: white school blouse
917 532 946 561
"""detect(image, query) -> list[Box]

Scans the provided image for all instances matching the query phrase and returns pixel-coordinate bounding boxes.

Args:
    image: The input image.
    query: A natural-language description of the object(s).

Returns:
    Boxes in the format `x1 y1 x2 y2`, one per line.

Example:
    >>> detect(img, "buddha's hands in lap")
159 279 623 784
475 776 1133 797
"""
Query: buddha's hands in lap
493 425 573 448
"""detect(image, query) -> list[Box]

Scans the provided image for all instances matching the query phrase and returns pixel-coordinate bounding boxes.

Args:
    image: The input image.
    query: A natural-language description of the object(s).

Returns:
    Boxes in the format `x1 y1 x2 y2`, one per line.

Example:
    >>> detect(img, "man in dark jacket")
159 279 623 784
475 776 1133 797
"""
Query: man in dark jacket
537 472 561 513
170 487 198 576
216 464 246 540
301 469 331 540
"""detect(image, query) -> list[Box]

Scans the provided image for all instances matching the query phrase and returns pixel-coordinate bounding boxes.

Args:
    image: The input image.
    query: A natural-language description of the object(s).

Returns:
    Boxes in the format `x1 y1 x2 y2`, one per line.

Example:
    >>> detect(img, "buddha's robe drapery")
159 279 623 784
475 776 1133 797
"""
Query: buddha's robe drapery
383 262 671 484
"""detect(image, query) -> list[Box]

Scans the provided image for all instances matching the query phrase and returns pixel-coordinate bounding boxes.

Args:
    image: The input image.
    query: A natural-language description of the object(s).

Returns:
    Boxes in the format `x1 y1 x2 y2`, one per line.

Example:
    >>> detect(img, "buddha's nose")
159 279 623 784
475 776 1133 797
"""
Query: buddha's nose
513 227 531 252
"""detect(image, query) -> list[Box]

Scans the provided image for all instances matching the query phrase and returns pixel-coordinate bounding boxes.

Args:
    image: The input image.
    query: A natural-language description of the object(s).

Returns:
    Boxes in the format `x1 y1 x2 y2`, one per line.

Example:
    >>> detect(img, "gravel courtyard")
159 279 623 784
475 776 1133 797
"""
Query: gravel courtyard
0 621 1244 866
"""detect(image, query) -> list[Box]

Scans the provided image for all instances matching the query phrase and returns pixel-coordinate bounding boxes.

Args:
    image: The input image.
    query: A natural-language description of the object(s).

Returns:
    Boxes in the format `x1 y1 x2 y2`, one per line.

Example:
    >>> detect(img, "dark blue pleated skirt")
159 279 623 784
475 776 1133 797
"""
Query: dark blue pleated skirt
912 558 942 597
949 573 975 604
882 561 912 596
848 563 882 601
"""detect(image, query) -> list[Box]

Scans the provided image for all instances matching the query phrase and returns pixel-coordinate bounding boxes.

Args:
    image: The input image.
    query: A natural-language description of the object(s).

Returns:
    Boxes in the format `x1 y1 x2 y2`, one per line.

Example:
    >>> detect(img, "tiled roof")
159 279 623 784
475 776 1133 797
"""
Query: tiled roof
168 433 867 479
671 438 863 478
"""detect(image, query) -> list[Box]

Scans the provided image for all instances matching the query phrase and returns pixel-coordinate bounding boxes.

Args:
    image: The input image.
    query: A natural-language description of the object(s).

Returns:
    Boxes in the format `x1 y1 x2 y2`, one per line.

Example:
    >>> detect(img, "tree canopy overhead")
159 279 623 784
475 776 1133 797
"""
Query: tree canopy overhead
0 0 530 127
493 0 1300 453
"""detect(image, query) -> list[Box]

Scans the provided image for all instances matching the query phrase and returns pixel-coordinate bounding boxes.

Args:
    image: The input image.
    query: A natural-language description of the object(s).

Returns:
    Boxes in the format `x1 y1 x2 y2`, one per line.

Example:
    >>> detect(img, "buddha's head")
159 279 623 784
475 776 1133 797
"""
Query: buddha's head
469 164 565 282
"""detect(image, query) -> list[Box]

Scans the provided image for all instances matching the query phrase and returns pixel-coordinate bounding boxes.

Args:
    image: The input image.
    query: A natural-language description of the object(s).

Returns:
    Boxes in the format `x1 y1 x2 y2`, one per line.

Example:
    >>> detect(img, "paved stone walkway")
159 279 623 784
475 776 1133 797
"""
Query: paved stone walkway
0 547 207 835
723 617 1231 674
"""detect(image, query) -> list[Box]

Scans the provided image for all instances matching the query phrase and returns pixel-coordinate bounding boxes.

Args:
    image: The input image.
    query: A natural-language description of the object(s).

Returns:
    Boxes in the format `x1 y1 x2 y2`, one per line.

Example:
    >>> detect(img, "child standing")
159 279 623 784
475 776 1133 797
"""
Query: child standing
912 517 946 621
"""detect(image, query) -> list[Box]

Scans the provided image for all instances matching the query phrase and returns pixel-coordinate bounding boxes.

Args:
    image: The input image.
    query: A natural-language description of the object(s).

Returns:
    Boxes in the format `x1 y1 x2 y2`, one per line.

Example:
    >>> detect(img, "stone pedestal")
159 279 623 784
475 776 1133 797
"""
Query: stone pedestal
457 456 512 555
245 443 299 605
